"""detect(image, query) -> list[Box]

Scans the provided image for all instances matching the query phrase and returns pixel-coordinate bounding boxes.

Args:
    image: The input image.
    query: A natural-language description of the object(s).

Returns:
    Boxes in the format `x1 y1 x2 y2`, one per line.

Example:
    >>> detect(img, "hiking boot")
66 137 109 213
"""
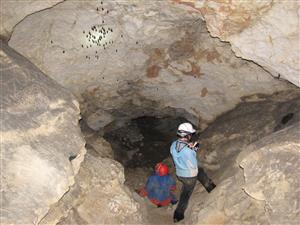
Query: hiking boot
173 211 184 223
171 200 178 205
205 182 216 193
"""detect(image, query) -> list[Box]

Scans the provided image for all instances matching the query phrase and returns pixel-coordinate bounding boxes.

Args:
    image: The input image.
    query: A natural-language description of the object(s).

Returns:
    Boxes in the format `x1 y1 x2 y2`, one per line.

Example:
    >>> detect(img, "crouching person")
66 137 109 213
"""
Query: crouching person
137 163 177 207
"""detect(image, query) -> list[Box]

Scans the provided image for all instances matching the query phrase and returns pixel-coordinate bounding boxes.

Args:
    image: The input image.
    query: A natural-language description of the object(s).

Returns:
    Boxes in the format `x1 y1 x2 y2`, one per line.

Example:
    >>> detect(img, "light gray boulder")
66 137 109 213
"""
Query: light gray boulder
86 109 114 131
39 153 145 225
0 0 63 38
0 40 86 224
240 122 300 224
188 122 300 225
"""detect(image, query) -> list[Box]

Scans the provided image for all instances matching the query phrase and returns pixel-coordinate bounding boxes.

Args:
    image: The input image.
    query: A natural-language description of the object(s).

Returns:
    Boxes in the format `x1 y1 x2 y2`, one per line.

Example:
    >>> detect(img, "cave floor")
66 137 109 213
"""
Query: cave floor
137 197 175 225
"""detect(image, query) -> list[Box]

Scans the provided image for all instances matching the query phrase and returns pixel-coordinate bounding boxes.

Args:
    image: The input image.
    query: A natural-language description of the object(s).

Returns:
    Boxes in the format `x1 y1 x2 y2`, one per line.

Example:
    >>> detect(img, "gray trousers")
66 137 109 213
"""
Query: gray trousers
175 167 214 216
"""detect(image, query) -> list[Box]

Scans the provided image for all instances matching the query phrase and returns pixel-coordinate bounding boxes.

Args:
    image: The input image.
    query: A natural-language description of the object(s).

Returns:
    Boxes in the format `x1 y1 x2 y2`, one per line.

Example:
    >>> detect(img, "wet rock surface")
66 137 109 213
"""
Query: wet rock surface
0 40 85 224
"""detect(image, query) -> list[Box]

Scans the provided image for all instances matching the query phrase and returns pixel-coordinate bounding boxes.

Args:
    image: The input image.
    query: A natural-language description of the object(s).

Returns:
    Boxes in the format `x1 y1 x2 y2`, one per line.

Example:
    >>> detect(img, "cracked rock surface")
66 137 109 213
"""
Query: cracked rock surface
178 0 300 86
240 123 300 224
185 90 300 225
0 40 86 224
8 0 292 128
0 0 64 38
2 1 300 224
39 153 146 225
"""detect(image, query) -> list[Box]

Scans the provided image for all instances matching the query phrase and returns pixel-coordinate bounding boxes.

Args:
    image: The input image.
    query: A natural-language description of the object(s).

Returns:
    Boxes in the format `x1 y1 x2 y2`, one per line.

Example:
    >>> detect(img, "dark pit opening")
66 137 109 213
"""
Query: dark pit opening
281 113 294 125
103 116 187 168
69 155 77 161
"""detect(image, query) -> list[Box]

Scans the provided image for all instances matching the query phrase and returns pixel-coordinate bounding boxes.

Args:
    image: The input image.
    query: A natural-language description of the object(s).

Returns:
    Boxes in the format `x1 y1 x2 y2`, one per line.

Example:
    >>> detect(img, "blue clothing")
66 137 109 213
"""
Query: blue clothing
145 173 176 203
170 140 198 177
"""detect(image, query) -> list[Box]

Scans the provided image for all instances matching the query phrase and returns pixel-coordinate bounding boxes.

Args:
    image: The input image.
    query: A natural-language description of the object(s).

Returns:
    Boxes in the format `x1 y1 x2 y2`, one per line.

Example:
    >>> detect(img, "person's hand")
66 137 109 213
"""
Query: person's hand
136 188 147 197
189 142 200 152
188 142 198 148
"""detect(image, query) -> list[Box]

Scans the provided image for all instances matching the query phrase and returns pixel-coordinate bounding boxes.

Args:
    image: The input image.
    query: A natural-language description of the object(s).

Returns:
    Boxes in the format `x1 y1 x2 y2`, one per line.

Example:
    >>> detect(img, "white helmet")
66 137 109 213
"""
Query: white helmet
177 122 196 137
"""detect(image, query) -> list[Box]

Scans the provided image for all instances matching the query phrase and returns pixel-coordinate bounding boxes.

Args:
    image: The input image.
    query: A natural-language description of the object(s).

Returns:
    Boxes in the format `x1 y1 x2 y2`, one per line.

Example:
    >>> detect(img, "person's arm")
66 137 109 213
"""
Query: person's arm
145 176 156 193
137 176 153 197
137 187 148 197
169 176 176 191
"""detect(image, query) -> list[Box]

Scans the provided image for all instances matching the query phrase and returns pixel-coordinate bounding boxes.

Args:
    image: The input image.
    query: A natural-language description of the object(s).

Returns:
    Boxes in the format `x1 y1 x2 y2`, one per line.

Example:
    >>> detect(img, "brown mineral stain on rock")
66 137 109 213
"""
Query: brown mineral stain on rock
145 48 167 78
147 65 160 78
200 1 273 38
171 0 196 5
222 14 251 35
201 87 208 97
144 48 166 65
182 61 204 77
196 48 221 63
171 0 202 13
200 6 215 16
219 5 230 13
206 49 221 62
151 48 165 63
169 37 194 60
90 86 100 96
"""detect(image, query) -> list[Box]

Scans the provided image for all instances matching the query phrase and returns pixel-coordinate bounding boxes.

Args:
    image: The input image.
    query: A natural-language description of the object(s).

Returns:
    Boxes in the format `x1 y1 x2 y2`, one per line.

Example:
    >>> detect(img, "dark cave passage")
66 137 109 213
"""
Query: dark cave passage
103 116 188 168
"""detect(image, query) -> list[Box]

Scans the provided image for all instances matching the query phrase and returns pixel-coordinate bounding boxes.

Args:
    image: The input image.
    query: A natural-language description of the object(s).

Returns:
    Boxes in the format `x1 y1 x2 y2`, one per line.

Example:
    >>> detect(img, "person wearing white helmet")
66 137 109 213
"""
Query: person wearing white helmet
170 122 216 223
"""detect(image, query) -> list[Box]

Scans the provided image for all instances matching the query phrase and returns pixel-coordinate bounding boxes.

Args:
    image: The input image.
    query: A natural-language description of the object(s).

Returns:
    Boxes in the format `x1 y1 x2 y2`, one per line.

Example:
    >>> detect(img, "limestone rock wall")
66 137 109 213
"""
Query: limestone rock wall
198 90 300 173
239 124 300 224
0 0 64 39
0 40 86 224
8 0 292 128
202 122 300 225
184 90 300 225
2 1 300 224
176 0 300 87
39 153 145 225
